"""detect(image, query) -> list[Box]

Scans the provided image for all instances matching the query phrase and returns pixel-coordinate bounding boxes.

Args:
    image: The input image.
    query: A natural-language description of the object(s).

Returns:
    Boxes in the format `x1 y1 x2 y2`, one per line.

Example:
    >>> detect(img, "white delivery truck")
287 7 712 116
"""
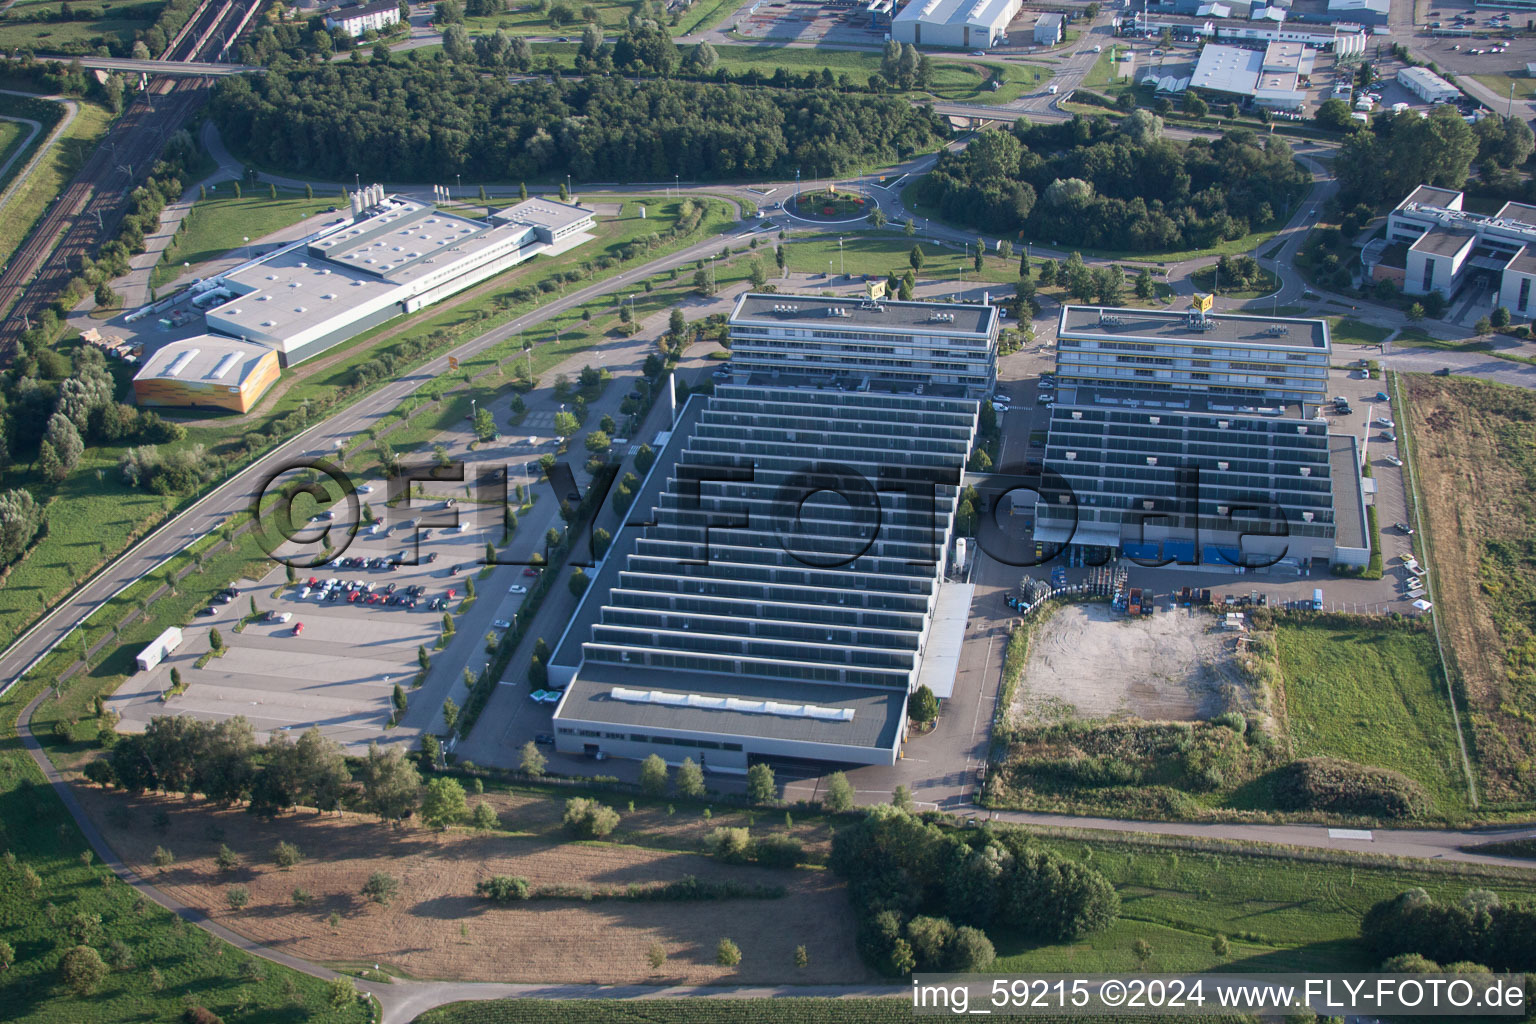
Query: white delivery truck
136 626 184 672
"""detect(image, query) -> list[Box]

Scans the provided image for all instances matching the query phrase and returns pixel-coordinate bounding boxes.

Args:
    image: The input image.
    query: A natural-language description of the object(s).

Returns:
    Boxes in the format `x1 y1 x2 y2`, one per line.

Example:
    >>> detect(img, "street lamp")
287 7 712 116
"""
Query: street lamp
838 236 844 277
243 236 251 262
456 173 462 200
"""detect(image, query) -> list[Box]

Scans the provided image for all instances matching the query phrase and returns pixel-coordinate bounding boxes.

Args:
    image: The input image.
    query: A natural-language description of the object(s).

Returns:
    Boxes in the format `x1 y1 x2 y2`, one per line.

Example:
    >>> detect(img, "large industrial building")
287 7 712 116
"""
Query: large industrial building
194 189 594 367
1189 40 1314 108
725 293 998 397
1383 184 1536 317
546 293 998 770
131 335 280 413
1032 303 1367 569
892 0 1022 48
1396 65 1460 104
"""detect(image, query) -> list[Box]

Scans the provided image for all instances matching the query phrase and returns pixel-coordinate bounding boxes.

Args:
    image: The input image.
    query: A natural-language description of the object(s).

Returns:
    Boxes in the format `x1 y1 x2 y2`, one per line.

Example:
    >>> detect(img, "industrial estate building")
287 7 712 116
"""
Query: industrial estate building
131 335 281 413
193 189 594 367
1396 65 1461 104
1189 40 1314 108
725 293 998 397
1034 303 1367 569
1125 9 1369 52
892 0 1022 48
547 293 997 769
1383 184 1536 317
1033 11 1064 43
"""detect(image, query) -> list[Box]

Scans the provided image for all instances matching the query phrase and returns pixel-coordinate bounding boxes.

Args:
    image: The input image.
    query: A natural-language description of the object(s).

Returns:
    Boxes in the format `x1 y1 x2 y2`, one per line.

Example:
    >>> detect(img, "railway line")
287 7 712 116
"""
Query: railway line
0 0 257 339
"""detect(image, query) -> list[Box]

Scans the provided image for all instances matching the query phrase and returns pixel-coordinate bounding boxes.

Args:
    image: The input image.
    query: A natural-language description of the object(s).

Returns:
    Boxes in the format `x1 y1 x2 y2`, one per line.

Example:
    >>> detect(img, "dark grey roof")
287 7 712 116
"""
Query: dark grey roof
1409 226 1476 257
1506 244 1536 276
1329 433 1366 550
731 293 995 336
330 0 399 16
556 664 905 750
1058 305 1328 350
1056 384 1309 419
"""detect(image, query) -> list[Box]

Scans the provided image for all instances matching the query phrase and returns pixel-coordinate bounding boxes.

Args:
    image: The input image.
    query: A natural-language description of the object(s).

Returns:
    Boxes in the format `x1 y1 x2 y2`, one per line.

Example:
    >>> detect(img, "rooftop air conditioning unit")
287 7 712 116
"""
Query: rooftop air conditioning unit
1217 505 1229 515
1146 457 1158 466
1302 512 1315 522
1217 461 1229 470
1217 420 1229 429
1071 411 1083 420
1149 416 1160 424
1299 467 1312 476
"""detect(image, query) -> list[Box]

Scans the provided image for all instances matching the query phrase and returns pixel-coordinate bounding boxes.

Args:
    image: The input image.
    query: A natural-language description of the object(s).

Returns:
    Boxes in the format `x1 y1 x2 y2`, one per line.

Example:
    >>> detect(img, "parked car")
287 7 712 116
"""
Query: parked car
1395 521 1415 535
493 619 512 630
523 567 541 577
1376 417 1394 428
196 606 217 617
1385 454 1403 467
293 622 304 635
508 584 528 594
534 733 556 746
357 484 373 494
1381 431 1397 442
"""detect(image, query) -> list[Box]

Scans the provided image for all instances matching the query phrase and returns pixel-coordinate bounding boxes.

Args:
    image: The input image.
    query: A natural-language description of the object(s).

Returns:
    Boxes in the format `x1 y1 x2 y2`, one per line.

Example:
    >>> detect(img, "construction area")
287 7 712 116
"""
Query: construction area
1009 602 1257 724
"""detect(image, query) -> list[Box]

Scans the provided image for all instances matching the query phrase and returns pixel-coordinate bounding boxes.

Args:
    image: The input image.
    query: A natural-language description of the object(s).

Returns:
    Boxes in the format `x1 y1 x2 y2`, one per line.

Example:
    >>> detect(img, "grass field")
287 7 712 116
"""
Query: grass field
0 118 29 180
0 0 161 54
462 0 633 35
779 231 1021 285
1329 316 1394 346
1275 622 1469 816
151 185 340 289
415 999 1253 1024
675 0 739 35
1400 375 1536 804
0 99 111 266
1190 264 1279 299
1473 71 1536 103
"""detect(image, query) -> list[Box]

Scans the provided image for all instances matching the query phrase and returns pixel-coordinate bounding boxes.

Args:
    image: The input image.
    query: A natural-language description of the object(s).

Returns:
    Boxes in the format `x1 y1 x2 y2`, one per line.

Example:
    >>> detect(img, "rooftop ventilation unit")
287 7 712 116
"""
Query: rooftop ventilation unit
1146 457 1158 466
1302 511 1315 522
1266 324 1290 336
1217 461 1229 470
1149 416 1160 425
1299 467 1311 476
1065 451 1077 460
1098 313 1125 326
162 349 198 378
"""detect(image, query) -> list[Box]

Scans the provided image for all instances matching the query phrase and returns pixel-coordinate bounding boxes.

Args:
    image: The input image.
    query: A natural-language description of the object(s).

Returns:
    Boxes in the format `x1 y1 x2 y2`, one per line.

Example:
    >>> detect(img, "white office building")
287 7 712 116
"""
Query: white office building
200 190 594 365
892 0 1023 48
323 0 402 37
1396 65 1461 103
1386 184 1536 317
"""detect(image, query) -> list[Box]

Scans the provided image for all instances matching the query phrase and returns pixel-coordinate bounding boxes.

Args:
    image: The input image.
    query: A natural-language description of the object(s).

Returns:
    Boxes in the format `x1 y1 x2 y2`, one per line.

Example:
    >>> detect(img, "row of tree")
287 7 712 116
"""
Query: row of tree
210 66 950 182
1361 888 1536 972
909 116 1307 252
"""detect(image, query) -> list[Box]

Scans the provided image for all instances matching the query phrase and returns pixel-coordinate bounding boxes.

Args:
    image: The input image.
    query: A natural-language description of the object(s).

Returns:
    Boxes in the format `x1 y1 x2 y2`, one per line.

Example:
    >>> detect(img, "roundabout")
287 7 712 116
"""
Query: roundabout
783 187 878 225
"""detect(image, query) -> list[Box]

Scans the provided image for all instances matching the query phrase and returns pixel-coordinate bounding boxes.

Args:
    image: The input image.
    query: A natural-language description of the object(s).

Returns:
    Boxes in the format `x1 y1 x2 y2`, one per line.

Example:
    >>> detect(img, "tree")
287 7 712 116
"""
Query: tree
360 743 421 822
61 945 108 995
568 566 589 597
0 939 12 972
215 844 240 873
227 885 251 910
152 845 174 869
1475 316 1493 337
748 258 767 289
392 683 407 712
647 943 668 971
1134 268 1155 300
519 740 547 776
1407 302 1425 322
421 776 469 829
868 207 886 228
1491 306 1511 330
441 698 460 733
747 762 776 803
794 945 809 968
908 683 941 726
891 785 915 812
1185 93 1208 119
1212 933 1230 958
472 801 499 829
823 771 855 811
362 871 400 905
584 430 611 456
716 937 742 967
591 526 612 559
562 797 620 838
639 754 669 796
327 976 358 1009
273 841 303 869
909 244 925 272
476 875 531 902
675 757 705 798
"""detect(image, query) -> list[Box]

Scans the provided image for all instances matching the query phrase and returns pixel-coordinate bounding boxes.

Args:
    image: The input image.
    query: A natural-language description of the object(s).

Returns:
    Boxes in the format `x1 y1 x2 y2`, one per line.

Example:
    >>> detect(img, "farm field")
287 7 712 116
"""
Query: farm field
1399 374 1536 804
151 185 340 288
0 0 161 54
1274 622 1468 816
69 782 868 985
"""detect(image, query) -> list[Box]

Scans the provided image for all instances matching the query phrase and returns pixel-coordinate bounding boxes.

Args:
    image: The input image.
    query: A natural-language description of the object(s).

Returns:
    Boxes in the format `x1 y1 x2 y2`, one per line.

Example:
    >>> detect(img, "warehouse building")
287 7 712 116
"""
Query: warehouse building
726 292 998 397
1033 11 1064 43
892 0 1023 48
1396 65 1460 103
1189 40 1313 108
1032 303 1366 569
198 189 594 366
131 335 281 413
1386 184 1536 316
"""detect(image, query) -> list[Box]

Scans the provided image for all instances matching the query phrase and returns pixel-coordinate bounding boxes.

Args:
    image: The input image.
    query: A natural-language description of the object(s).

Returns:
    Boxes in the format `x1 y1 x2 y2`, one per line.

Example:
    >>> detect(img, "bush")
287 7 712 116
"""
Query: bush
214 844 240 872
562 797 620 838
716 937 742 966
476 875 532 903
362 871 400 905
60 945 108 995
755 833 804 868
704 826 753 864
1362 888 1536 971
1272 757 1428 819
182 1007 225 1024
272 841 302 869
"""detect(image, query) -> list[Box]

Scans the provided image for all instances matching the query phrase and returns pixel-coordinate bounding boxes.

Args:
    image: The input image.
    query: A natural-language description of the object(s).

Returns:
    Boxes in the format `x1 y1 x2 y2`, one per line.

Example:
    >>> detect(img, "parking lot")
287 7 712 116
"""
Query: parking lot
110 479 536 753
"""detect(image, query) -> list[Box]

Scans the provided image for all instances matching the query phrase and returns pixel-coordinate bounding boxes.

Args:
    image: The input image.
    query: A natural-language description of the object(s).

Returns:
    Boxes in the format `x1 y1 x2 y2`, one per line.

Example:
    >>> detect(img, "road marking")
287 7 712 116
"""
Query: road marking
1328 828 1374 841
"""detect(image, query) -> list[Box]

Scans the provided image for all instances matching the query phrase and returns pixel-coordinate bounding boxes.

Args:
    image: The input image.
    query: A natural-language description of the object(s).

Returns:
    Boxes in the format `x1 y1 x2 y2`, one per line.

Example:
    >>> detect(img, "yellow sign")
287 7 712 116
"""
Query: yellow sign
448 356 459 370
1192 292 1214 314
868 279 888 301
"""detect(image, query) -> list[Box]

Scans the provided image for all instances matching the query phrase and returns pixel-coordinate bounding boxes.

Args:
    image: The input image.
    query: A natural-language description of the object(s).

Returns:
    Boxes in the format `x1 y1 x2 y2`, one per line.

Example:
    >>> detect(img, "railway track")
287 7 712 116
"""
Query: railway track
0 0 257 339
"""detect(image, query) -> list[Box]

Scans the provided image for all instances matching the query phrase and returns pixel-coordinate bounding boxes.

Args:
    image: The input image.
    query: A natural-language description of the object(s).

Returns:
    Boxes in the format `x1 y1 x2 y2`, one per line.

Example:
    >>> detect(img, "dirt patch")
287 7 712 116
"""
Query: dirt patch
71 783 865 985
1402 376 1536 801
1010 603 1254 724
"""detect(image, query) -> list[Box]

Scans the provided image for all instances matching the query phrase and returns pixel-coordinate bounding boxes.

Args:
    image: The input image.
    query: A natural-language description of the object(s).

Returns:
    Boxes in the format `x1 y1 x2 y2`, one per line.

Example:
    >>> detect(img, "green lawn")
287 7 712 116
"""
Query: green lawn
0 118 28 177
0 99 112 267
1275 622 1469 817
462 0 633 35
0 3 160 55
995 832 1536 974
1473 71 1536 103
1190 265 1279 299
675 0 740 36
151 186 340 289
1329 316 1394 346
415 998 1251 1024
780 231 1021 284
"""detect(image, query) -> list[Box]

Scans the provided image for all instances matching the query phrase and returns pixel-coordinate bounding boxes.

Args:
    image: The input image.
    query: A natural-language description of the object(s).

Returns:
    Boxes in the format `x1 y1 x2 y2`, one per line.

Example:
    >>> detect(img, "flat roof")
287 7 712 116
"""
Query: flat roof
731 293 996 336
1190 43 1264 93
1329 433 1366 550
209 246 400 340
1035 11 1063 26
1409 226 1476 257
1495 200 1536 226
894 0 1018 28
307 198 531 282
557 665 906 750
1402 185 1462 209
1058 305 1330 351
490 197 594 233
133 334 275 385
913 582 971 700
1506 244 1536 276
